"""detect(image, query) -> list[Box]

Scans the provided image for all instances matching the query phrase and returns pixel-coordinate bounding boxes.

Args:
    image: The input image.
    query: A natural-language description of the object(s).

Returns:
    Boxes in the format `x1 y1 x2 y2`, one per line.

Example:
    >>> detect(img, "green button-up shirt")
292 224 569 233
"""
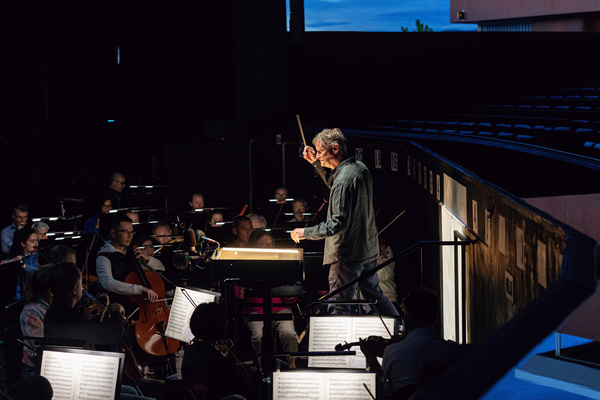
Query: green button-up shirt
304 157 379 265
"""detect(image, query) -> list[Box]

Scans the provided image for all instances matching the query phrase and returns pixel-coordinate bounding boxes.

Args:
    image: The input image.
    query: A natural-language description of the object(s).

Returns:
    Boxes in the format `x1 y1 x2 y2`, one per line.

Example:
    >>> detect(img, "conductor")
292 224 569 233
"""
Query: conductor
291 128 398 316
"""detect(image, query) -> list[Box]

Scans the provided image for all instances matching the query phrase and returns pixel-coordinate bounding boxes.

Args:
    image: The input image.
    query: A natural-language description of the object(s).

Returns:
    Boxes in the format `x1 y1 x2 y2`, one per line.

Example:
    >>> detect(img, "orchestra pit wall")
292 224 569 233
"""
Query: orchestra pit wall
347 135 571 345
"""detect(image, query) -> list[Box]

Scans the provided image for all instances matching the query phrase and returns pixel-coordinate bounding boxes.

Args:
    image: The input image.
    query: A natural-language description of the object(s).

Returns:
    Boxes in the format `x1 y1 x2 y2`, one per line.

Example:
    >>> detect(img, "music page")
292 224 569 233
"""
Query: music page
164 286 218 342
40 350 121 400
273 371 377 400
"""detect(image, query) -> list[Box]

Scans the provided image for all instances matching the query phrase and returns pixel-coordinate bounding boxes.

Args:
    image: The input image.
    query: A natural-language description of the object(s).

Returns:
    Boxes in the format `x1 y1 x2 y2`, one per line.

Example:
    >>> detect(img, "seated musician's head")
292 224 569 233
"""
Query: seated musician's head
32 221 49 240
208 211 224 227
10 203 29 230
134 233 156 259
11 375 53 400
22 263 54 305
274 185 289 205
109 215 135 249
10 227 39 257
189 192 205 211
248 229 274 249
109 172 126 193
402 286 439 331
49 263 82 306
44 244 76 265
231 216 253 247
291 199 308 222
126 211 139 224
152 221 172 245
249 214 267 229
189 302 227 342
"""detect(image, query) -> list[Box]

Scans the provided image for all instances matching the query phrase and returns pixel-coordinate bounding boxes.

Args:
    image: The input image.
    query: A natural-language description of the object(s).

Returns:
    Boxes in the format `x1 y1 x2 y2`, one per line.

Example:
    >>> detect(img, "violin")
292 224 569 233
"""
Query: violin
76 290 108 321
213 338 234 358
124 252 179 357
336 334 406 358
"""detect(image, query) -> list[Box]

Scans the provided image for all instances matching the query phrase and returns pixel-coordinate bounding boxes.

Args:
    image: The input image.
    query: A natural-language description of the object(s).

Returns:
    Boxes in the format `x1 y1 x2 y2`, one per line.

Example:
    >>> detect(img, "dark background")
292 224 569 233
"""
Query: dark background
1 0 599 222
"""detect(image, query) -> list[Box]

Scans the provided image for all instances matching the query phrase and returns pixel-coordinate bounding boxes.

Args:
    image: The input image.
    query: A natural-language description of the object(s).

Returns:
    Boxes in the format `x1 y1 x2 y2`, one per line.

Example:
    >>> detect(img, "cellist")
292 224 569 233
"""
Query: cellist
96 215 178 364
96 215 161 306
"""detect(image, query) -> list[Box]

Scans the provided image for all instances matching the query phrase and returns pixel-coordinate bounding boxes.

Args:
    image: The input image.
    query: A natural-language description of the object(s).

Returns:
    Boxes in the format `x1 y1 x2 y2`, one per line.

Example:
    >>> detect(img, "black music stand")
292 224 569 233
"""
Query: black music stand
211 247 304 373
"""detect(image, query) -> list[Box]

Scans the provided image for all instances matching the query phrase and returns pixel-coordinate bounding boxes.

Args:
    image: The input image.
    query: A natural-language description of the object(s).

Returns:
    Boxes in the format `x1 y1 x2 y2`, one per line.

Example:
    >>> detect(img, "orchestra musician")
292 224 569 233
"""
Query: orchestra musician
360 287 465 400
126 211 140 224
227 216 254 248
249 214 267 229
19 264 54 379
32 221 49 241
182 302 257 400
83 197 112 235
1 203 29 255
188 192 204 211
44 262 155 400
288 198 309 222
291 128 399 316
4 227 41 300
107 171 127 209
152 221 173 245
133 233 166 274
43 244 77 265
207 211 224 228
96 216 160 305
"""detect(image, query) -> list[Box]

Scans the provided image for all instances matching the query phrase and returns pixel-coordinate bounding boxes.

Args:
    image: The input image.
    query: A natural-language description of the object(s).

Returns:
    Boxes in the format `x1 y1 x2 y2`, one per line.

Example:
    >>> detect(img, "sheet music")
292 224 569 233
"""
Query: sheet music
308 316 396 368
273 371 377 400
40 350 121 400
164 286 219 342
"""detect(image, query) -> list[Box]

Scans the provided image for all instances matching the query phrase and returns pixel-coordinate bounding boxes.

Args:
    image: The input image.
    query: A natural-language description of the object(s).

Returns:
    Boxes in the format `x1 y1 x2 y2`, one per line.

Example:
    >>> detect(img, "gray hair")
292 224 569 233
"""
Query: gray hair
313 128 348 157
249 214 267 229
32 221 49 233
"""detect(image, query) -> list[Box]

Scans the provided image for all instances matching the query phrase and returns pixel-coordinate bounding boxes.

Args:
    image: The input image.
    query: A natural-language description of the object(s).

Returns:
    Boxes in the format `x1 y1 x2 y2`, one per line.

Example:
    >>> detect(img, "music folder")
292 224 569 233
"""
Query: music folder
38 347 124 400
164 286 221 343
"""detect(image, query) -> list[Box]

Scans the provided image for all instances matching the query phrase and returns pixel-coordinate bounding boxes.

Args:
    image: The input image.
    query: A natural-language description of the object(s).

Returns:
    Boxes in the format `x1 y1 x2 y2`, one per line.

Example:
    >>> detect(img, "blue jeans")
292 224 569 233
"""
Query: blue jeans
328 260 399 316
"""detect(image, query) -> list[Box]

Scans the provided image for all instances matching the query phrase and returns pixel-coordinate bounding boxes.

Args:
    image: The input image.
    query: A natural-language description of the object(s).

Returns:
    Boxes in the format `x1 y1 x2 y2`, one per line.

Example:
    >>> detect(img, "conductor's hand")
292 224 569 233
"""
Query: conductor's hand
142 287 159 302
290 228 306 243
303 146 318 164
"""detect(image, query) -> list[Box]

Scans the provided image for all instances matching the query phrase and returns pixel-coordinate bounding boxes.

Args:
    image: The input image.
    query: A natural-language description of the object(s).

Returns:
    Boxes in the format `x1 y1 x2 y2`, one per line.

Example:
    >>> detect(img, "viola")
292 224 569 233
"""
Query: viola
124 252 179 357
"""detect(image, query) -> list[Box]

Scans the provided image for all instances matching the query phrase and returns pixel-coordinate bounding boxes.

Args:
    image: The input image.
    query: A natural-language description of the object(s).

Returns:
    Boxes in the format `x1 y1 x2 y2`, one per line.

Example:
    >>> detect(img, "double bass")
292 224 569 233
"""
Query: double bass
124 252 179 357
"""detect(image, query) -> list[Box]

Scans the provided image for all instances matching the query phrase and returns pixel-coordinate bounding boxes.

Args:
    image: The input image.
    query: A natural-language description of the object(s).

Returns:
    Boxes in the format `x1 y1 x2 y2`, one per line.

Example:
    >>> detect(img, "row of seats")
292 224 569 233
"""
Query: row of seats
380 82 600 158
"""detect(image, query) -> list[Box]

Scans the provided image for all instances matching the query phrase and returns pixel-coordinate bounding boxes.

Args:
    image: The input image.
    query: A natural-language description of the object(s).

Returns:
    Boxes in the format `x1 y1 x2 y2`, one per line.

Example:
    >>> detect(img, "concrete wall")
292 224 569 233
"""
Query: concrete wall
450 0 600 23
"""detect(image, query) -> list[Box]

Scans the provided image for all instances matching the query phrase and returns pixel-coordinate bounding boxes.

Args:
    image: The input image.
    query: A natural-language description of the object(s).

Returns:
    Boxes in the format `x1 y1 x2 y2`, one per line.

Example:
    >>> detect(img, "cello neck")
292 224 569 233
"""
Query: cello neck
130 251 153 290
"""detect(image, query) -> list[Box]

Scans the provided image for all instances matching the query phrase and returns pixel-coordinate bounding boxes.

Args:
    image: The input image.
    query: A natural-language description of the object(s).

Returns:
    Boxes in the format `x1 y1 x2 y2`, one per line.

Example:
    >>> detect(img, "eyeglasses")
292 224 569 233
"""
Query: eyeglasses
113 180 126 185
275 193 287 198
117 230 135 236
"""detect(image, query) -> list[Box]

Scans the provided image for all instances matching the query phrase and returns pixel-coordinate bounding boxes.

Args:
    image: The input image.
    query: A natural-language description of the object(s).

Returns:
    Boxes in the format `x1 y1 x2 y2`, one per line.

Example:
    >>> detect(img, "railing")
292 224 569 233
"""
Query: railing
305 231 476 342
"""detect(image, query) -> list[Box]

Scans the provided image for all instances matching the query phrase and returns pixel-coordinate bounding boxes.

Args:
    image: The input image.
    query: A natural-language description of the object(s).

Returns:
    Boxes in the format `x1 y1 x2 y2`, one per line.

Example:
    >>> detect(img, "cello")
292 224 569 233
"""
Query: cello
124 252 180 357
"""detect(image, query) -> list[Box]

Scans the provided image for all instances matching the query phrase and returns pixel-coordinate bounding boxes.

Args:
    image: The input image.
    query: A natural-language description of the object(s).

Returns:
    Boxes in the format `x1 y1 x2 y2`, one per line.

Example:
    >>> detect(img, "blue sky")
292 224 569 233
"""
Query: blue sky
303 0 477 32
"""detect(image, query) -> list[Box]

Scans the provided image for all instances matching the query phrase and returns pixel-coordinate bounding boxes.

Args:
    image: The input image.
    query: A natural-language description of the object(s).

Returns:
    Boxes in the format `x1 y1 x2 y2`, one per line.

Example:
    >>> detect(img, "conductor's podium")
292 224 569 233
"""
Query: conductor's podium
211 247 304 285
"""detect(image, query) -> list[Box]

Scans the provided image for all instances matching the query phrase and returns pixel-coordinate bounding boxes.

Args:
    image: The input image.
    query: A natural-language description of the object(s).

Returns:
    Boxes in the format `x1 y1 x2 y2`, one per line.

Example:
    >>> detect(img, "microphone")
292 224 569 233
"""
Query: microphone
183 228 197 252
194 230 220 245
